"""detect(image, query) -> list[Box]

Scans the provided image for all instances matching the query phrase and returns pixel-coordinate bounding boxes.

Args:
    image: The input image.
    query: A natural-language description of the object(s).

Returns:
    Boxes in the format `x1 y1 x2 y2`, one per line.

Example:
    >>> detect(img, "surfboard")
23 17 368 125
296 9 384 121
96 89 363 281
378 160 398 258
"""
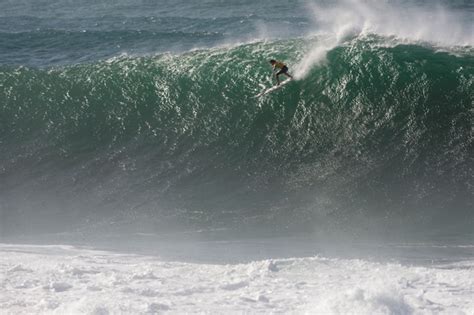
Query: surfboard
254 79 292 98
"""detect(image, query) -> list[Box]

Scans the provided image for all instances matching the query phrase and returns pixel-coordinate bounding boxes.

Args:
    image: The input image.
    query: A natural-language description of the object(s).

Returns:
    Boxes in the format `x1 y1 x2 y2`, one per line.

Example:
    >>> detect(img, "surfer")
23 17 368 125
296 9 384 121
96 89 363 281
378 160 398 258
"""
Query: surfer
269 59 293 85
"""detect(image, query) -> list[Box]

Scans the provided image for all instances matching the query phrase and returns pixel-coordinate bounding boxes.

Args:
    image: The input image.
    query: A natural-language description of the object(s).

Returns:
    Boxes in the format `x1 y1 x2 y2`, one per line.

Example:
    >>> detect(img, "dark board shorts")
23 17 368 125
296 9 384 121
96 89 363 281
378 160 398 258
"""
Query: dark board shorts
276 66 289 75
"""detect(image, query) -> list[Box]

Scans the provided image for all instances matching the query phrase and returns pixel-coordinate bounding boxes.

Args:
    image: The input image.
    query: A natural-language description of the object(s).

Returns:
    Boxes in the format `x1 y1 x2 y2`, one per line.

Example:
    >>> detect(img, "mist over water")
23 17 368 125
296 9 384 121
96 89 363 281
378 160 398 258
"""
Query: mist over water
0 0 473 250
294 0 473 78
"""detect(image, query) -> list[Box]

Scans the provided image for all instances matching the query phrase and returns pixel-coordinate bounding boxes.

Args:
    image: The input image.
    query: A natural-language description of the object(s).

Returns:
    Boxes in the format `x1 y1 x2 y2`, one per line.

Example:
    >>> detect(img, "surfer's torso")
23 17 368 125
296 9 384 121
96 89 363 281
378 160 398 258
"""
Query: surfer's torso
273 61 286 69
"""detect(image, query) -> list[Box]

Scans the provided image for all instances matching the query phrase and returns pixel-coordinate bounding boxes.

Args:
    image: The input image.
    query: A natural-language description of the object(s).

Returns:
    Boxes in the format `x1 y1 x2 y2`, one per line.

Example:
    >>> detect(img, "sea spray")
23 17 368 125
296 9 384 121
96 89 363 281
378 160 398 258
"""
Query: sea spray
294 0 473 79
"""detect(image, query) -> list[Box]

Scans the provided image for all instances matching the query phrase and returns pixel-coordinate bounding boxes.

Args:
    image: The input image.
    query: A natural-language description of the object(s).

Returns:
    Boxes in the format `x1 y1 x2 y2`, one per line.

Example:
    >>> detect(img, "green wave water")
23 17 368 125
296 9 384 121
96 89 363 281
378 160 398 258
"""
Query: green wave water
1 37 472 237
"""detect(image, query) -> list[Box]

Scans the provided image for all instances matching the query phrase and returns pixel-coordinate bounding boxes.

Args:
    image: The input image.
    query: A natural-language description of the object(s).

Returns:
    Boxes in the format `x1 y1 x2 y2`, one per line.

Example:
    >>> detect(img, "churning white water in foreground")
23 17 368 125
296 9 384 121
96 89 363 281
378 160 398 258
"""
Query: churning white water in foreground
1 243 473 314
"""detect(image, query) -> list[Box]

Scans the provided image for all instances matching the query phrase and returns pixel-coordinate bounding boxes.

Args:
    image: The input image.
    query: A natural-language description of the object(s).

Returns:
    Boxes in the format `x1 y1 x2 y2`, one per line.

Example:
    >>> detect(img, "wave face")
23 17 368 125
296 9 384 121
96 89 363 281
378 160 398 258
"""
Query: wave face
1 36 472 237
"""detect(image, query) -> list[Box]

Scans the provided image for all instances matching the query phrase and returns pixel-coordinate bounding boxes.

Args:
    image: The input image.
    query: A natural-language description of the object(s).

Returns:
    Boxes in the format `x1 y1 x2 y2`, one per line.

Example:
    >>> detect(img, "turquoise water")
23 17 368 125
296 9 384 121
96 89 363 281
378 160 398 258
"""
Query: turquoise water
0 0 472 240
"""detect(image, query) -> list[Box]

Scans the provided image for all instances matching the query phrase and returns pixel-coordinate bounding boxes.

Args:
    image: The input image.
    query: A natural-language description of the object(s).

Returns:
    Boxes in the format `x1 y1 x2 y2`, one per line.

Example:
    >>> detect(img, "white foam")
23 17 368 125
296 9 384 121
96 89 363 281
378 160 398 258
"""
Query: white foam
294 0 473 79
1 244 473 314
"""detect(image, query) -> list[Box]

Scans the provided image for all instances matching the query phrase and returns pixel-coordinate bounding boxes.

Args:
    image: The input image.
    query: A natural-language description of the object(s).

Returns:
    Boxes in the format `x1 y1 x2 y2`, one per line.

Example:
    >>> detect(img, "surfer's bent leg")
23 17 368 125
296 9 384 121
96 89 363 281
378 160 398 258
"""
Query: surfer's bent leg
276 66 291 85
276 67 287 85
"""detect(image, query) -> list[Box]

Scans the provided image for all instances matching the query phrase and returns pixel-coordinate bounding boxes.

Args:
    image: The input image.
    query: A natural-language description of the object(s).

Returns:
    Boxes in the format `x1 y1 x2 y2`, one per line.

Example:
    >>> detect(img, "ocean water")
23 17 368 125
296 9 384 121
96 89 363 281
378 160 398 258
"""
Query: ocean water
0 0 473 313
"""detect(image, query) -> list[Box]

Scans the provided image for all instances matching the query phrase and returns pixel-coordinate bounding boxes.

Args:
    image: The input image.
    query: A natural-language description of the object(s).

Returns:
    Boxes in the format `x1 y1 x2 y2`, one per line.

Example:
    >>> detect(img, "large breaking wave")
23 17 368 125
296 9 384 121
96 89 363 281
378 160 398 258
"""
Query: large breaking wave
0 36 472 238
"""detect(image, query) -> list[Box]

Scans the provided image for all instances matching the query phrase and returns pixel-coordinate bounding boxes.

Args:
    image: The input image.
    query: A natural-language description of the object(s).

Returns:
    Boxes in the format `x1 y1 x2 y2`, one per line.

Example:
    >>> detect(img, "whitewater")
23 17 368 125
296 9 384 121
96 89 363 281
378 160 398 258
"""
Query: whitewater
1 0 473 314
2 243 473 314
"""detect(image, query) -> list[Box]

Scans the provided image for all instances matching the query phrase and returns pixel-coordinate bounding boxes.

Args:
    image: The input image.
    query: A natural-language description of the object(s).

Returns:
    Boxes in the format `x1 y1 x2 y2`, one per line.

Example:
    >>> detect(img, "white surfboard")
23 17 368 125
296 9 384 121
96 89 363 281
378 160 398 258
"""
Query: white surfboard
254 79 292 98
